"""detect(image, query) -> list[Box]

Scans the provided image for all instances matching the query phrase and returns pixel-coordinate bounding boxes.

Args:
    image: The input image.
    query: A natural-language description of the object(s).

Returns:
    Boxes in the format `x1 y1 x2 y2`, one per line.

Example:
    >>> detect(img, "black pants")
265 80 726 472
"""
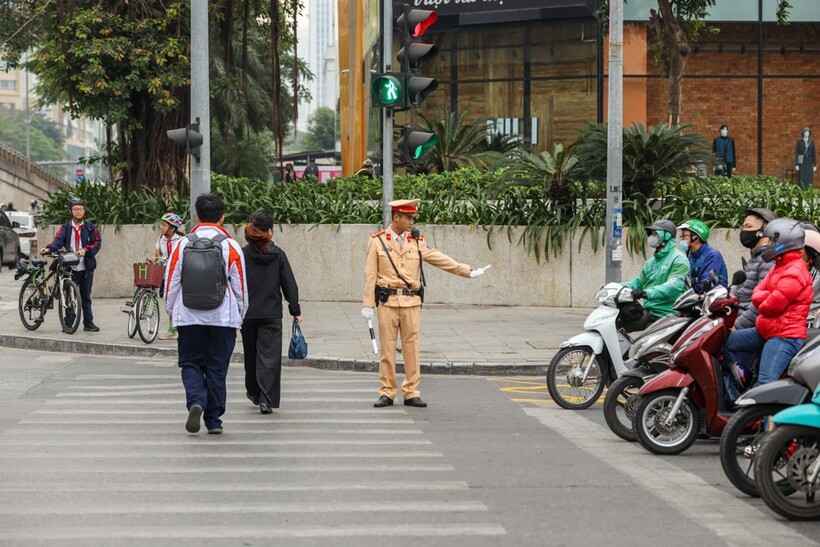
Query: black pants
177 325 236 430
241 318 283 408
71 270 94 326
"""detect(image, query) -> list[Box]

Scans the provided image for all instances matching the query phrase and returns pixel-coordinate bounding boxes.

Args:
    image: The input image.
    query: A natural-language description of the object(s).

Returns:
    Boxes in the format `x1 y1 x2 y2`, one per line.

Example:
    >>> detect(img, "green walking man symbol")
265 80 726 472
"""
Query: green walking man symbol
384 80 399 103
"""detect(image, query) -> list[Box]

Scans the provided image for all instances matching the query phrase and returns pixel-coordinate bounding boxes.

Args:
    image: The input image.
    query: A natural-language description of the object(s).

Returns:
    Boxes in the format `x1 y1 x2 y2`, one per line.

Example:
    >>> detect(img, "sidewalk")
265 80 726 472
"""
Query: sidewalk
0 271 591 375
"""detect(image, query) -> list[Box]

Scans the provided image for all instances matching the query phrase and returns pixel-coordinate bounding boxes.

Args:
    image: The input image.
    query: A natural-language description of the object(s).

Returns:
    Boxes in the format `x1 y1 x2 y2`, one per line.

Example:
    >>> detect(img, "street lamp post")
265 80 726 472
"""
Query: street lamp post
606 0 624 283
189 0 211 223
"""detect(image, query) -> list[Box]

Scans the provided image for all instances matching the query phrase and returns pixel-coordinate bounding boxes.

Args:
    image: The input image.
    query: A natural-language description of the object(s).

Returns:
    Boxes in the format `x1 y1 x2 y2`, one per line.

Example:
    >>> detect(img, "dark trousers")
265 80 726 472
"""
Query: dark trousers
177 325 237 429
241 318 283 408
71 270 94 326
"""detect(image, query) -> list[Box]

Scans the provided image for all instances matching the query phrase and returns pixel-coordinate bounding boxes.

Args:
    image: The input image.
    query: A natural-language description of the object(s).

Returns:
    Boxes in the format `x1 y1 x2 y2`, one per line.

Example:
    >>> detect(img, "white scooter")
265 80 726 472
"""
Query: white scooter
546 283 638 409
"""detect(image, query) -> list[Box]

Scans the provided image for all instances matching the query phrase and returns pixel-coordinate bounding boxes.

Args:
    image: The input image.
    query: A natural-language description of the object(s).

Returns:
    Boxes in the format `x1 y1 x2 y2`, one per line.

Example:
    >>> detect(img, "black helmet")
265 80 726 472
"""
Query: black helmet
745 207 776 224
761 218 805 262
645 219 677 238
68 197 85 208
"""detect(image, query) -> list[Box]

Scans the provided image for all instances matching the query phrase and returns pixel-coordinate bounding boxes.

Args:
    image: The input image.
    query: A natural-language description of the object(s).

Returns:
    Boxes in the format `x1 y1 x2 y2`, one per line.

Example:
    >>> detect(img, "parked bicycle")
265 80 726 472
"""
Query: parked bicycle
122 258 166 344
15 250 82 334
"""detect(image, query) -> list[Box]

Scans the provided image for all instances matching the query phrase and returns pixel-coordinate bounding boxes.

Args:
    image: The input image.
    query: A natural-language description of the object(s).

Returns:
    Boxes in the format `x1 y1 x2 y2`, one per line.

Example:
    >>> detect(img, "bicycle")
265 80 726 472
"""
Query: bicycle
15 250 82 334
123 258 165 344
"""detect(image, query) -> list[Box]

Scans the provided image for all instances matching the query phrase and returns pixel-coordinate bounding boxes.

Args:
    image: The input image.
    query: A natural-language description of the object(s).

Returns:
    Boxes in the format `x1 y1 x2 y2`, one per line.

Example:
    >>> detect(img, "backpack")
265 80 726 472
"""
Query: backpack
181 233 228 311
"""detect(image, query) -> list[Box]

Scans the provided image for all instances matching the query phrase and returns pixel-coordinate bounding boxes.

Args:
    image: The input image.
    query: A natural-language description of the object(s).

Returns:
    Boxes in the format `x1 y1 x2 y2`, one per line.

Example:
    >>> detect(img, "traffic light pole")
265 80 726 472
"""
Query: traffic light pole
605 0 623 283
381 0 394 228
190 0 211 223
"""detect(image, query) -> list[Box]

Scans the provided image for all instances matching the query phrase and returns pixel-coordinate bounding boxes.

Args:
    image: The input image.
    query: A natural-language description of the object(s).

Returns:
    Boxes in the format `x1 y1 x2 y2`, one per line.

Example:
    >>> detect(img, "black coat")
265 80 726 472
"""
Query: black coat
242 242 300 320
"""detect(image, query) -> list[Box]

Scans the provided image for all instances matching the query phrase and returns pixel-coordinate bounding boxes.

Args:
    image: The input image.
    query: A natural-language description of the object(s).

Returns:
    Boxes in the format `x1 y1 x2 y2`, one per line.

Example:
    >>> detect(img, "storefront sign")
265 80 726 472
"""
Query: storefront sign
413 0 594 17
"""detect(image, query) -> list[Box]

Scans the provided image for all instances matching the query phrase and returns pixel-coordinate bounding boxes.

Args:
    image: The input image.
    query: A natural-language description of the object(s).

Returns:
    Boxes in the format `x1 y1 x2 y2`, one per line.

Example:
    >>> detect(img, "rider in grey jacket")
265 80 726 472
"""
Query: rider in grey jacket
732 208 776 330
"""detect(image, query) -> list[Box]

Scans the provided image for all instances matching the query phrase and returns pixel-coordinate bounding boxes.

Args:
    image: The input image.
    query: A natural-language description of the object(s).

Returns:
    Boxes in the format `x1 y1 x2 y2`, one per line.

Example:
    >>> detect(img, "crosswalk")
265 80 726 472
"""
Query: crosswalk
0 362 506 544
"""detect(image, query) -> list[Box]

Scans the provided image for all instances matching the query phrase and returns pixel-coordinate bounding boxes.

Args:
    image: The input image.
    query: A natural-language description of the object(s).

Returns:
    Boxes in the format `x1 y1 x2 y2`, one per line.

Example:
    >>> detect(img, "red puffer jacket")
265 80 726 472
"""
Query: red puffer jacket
752 250 813 340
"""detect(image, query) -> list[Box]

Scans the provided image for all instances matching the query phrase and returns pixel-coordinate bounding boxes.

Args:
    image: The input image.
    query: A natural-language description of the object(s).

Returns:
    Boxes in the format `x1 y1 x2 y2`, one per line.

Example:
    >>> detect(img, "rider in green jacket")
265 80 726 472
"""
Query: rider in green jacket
623 219 691 320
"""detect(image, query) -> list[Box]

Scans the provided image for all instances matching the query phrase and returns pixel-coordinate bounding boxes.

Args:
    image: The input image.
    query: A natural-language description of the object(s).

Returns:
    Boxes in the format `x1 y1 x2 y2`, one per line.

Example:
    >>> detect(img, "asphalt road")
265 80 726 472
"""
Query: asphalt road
0 349 817 546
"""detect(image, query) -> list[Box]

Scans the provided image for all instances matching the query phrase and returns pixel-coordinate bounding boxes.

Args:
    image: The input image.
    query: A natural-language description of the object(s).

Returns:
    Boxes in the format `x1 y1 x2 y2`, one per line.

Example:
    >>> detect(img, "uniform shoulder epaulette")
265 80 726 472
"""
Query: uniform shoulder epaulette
371 230 386 238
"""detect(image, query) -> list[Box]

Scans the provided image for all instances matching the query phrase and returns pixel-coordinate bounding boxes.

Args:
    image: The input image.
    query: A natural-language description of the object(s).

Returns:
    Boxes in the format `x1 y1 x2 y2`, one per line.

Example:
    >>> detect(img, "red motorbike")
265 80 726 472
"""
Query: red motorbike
632 292 741 455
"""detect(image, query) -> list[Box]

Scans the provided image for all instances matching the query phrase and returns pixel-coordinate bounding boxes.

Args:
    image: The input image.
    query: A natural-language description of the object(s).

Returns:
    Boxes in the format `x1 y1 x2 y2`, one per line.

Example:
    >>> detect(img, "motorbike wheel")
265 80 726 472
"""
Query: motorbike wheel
634 389 700 455
719 404 793 498
603 375 644 442
755 425 820 521
546 346 606 410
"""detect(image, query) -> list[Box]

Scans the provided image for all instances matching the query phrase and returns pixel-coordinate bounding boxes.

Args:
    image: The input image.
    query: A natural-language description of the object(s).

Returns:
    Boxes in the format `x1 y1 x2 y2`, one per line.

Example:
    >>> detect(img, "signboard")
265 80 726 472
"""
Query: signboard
413 0 594 18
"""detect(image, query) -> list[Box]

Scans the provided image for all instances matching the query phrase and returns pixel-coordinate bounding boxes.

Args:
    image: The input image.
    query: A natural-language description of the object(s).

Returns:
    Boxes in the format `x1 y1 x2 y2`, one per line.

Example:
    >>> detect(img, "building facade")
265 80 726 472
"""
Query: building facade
307 0 340 126
338 0 820 180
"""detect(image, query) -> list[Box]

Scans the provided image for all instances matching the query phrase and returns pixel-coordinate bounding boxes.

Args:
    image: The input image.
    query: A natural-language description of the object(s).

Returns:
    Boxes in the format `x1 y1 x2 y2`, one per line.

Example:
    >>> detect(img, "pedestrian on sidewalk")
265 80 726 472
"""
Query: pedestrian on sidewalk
41 197 101 332
362 199 491 408
241 210 302 414
165 194 248 435
153 212 184 340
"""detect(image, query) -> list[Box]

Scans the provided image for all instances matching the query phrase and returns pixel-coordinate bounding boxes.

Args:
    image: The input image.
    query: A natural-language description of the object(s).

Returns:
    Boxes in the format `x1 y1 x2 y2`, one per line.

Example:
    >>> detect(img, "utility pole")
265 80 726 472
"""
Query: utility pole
24 50 30 160
381 0 394 228
190 0 211 223
605 0 624 283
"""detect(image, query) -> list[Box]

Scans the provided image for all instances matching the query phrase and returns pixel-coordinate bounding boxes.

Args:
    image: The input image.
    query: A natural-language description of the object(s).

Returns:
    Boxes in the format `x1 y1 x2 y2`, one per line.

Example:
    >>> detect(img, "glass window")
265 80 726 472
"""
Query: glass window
625 0 759 22
0 213 10 228
0 80 17 90
530 78 596 152
457 28 524 81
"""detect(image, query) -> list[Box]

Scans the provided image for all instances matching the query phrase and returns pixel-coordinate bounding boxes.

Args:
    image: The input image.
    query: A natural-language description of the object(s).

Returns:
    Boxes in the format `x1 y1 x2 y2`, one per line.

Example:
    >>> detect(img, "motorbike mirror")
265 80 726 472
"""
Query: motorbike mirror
731 270 747 286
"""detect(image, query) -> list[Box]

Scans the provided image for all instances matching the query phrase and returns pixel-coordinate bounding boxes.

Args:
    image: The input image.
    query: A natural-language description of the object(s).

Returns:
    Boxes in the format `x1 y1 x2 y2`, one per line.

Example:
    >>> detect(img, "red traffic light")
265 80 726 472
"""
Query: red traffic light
398 9 438 38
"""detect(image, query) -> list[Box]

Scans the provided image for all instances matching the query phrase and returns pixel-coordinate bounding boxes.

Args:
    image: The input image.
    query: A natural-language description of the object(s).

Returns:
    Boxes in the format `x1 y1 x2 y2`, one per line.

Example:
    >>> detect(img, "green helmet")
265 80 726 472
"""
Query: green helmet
678 219 710 242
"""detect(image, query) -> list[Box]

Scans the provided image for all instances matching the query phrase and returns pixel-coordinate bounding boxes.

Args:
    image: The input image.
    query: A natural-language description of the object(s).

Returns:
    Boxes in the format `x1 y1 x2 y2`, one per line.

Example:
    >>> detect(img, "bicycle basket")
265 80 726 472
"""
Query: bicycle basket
60 252 80 266
133 262 165 288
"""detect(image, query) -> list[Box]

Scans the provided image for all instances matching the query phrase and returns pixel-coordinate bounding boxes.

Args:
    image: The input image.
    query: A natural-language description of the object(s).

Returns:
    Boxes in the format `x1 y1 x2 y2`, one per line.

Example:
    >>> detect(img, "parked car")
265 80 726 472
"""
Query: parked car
7 211 37 258
0 210 20 267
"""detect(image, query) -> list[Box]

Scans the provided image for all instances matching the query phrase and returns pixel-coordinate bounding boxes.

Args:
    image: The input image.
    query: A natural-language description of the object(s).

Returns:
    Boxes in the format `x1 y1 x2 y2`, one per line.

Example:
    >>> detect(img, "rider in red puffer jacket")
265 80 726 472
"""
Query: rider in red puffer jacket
724 219 813 389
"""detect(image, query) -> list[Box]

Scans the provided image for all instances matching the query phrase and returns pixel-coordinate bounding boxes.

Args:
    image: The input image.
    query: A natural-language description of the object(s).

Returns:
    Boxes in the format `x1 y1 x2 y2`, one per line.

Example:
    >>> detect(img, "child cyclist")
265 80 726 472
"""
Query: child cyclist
153 212 185 340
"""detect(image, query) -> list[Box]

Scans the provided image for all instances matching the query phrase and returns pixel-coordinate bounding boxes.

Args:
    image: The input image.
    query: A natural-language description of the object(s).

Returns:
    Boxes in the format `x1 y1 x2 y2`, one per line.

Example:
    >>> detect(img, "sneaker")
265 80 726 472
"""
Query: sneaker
83 323 100 332
185 405 203 433
158 330 178 340
207 427 223 435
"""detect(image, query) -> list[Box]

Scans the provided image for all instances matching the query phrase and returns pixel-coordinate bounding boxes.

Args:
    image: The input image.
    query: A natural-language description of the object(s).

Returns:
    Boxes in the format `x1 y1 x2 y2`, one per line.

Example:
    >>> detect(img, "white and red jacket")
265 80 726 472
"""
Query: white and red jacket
164 223 248 329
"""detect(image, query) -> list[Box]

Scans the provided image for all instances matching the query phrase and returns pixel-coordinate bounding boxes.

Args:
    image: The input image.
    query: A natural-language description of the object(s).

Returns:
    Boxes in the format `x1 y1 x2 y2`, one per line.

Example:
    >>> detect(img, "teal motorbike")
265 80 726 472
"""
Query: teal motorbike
754 384 820 520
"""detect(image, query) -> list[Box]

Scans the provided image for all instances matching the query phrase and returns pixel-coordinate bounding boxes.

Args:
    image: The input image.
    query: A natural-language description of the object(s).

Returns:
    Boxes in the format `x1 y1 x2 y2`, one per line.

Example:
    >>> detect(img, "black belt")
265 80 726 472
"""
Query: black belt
384 287 420 297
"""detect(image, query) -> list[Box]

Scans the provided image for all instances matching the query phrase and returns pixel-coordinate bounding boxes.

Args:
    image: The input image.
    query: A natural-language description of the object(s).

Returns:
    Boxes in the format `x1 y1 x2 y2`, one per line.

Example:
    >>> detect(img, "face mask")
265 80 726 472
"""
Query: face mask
679 240 690 253
740 229 761 249
804 131 811 139
647 235 660 249
720 129 728 137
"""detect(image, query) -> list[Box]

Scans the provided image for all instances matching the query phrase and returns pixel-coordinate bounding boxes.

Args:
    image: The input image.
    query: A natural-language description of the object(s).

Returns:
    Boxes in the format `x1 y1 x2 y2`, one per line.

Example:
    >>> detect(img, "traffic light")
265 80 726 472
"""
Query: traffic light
372 73 406 108
167 121 204 161
398 126 438 164
396 5 438 108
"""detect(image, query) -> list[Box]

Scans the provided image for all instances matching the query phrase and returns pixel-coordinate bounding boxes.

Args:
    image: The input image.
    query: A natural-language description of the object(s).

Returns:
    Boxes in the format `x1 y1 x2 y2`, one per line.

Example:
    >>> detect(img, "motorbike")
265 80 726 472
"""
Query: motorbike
602 286 721 441
754 384 820 520
719 333 820 497
632 282 746 455
546 283 642 409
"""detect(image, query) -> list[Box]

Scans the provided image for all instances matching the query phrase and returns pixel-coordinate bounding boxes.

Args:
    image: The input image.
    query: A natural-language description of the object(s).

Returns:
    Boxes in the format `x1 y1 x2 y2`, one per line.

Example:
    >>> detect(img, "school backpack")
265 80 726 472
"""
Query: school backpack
181 233 228 310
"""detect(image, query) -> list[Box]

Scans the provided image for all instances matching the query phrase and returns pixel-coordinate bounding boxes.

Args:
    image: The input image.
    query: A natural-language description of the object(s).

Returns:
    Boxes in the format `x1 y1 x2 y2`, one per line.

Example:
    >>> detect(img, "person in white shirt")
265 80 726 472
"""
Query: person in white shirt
153 212 184 340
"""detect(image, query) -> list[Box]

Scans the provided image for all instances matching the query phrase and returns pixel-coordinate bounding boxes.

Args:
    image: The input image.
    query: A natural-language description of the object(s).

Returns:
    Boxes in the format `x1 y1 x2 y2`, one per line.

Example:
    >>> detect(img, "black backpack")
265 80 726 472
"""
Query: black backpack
181 233 228 311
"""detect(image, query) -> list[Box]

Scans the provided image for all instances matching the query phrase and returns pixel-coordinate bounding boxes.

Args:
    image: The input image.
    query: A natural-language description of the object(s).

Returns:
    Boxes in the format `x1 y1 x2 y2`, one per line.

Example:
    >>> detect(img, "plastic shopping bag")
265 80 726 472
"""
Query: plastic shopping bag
288 321 308 359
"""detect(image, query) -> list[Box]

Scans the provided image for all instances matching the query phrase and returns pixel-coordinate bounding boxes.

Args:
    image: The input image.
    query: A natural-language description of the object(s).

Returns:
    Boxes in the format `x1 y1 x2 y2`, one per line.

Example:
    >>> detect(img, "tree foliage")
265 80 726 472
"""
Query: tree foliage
303 107 336 150
0 0 306 191
599 0 791 125
0 110 66 163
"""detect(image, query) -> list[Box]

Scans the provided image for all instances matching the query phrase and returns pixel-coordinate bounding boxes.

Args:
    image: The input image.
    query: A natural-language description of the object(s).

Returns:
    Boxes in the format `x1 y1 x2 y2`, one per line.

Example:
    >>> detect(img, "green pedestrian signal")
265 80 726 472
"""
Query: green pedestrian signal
371 73 406 108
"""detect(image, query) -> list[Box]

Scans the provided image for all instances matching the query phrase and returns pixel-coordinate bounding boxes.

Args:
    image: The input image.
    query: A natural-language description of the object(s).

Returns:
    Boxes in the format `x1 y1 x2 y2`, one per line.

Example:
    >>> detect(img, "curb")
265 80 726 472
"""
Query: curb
0 334 548 377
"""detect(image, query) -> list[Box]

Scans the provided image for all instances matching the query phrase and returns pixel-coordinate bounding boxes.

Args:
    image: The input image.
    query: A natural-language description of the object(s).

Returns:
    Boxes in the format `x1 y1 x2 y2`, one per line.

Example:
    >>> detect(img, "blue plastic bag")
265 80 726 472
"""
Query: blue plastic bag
288 321 308 359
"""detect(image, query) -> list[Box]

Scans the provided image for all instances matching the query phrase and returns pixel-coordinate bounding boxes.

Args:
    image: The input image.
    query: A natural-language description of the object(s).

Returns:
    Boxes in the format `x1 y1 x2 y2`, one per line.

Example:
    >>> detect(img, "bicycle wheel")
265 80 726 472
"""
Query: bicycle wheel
126 290 139 339
18 279 44 331
58 278 81 334
135 289 160 344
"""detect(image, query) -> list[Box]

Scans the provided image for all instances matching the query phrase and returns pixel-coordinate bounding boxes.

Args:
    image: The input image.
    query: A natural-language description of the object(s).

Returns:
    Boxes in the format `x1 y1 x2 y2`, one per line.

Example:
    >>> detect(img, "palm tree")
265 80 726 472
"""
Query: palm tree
494 144 582 206
410 108 503 173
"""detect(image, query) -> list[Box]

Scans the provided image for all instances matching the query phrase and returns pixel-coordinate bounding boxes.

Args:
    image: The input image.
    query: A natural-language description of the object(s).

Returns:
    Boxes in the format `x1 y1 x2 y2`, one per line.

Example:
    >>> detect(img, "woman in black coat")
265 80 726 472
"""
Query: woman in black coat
241 210 301 414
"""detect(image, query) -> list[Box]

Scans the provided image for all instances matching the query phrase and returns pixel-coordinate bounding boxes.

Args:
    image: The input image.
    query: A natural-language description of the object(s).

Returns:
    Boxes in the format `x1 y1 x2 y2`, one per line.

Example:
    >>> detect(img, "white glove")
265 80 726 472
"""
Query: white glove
361 307 374 321
814 166 817 173
796 165 801 171
469 264 491 279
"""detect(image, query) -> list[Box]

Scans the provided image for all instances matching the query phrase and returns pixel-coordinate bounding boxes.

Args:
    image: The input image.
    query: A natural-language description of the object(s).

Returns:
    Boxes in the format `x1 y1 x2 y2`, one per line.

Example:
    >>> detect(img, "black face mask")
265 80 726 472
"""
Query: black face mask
740 229 761 249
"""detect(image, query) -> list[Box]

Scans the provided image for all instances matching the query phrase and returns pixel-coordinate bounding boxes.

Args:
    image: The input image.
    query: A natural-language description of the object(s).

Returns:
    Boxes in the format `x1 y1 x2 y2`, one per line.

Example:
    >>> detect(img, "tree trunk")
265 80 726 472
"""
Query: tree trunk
119 91 188 193
652 0 691 126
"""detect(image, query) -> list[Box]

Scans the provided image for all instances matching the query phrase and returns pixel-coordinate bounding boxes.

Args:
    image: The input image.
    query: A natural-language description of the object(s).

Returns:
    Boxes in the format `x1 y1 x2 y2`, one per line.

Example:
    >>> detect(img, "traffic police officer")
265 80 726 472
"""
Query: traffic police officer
361 199 490 408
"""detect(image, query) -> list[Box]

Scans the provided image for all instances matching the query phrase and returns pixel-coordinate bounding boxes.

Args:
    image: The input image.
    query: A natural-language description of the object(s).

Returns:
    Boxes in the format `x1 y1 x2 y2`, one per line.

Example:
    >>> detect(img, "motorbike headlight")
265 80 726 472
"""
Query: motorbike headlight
595 288 607 302
628 324 684 360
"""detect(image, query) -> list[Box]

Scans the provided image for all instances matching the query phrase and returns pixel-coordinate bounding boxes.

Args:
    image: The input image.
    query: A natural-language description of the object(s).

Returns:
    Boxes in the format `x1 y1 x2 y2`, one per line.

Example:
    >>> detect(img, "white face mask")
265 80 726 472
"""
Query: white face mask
804 131 811 139
720 129 728 137
647 235 661 249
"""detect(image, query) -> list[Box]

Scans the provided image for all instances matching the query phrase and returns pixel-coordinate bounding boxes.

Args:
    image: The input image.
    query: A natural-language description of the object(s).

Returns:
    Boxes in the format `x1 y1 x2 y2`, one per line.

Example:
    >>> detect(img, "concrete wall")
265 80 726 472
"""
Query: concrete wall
0 144 68 206
39 224 752 307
